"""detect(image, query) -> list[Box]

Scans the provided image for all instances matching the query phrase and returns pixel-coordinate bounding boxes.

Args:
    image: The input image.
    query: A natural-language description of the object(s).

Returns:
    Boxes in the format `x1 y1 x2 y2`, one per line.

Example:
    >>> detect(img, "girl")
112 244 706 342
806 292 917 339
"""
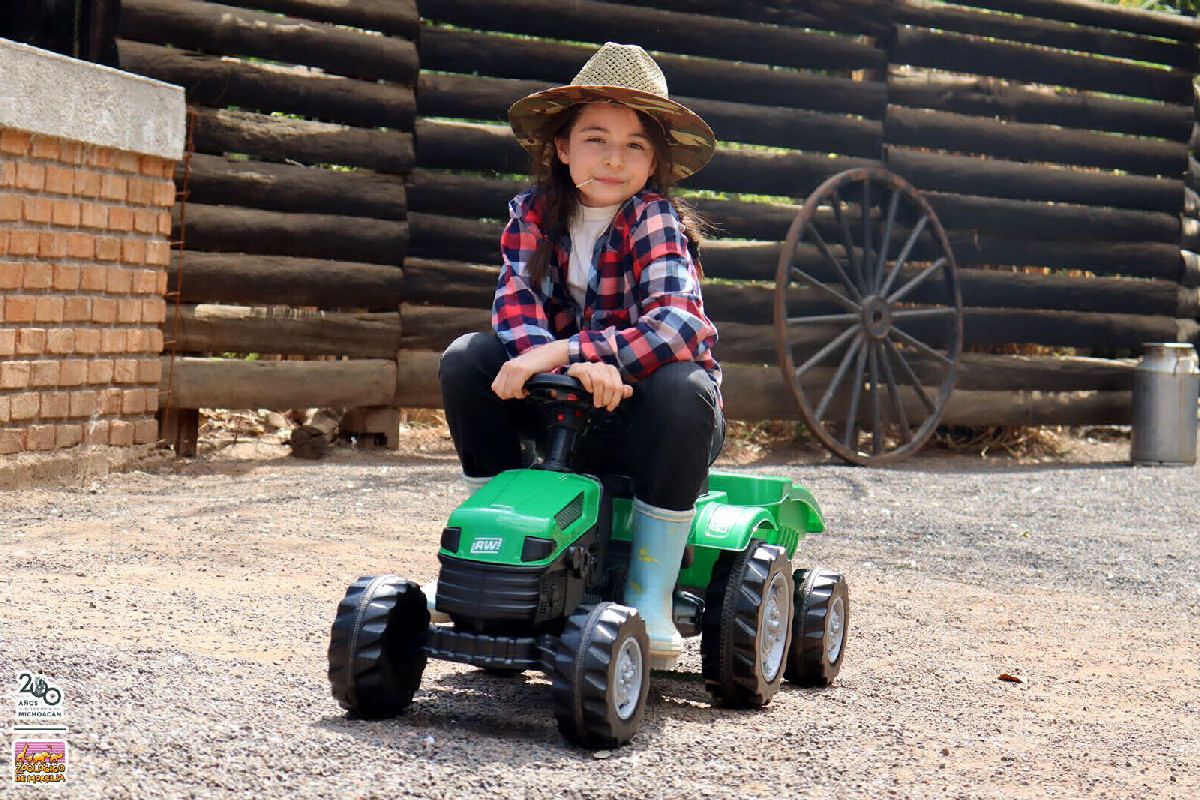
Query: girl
437 42 723 669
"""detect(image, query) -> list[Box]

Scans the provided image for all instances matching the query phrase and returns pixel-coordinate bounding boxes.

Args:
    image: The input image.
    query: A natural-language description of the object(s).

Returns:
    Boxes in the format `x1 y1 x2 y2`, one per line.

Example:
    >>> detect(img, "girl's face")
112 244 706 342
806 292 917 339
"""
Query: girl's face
555 103 657 208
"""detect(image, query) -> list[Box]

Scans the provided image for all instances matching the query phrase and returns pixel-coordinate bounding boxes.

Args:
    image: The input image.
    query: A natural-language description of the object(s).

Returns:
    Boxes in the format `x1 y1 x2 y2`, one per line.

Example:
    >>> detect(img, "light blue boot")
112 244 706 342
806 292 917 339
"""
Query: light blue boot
625 498 695 670
424 473 491 623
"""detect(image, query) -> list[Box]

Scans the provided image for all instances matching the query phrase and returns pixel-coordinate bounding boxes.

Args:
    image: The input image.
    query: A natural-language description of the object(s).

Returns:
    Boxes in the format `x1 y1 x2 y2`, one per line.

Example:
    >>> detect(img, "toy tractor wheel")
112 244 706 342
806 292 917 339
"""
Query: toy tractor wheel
701 543 794 708
551 602 650 749
328 575 429 718
785 568 849 686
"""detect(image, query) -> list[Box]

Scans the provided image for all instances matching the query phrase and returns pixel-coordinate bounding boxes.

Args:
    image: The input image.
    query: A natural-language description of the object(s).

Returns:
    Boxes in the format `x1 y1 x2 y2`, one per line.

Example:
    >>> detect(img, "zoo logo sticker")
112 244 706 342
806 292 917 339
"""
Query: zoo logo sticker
11 739 68 785
13 673 64 724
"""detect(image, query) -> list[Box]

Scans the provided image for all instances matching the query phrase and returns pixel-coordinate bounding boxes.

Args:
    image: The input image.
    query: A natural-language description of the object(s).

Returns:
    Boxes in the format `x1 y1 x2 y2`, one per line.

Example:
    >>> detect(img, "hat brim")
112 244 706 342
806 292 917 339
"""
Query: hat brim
508 85 715 182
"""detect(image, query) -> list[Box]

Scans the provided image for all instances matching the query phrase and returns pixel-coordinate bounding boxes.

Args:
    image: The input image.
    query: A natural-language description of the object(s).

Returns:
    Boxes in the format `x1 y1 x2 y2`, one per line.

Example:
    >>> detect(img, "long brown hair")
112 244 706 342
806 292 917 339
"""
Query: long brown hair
523 102 710 287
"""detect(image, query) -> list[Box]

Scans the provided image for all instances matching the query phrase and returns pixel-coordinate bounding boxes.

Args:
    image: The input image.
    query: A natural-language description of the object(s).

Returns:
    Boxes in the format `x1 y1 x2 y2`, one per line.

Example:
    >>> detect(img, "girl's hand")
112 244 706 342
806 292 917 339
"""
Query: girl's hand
567 362 633 412
492 341 570 400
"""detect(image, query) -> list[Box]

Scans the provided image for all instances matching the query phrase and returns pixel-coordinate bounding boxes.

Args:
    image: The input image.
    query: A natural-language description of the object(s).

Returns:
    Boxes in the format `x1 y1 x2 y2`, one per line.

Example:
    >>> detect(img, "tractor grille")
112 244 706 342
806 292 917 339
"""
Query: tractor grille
436 556 541 623
554 493 584 531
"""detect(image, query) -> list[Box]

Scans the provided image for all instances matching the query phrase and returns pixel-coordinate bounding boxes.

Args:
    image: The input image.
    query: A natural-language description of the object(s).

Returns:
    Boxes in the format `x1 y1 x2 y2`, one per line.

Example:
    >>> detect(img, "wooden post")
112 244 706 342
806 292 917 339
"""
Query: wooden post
339 407 402 450
159 407 200 457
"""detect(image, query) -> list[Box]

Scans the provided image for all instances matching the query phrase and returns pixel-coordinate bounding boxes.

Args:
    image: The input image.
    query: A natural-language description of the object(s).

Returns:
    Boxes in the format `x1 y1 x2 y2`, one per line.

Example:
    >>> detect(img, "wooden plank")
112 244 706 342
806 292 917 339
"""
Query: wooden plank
950 0 1200 43
118 40 415 130
189 107 413 174
171 251 403 309
885 106 1186 178
181 154 406 219
888 148 1185 214
417 72 881 157
163 357 398 409
179 203 407 265
601 0 900 38
167 304 401 357
897 0 1198 70
417 26 887 119
120 0 418 83
892 27 1194 104
215 0 419 39
417 0 886 72
889 73 1192 140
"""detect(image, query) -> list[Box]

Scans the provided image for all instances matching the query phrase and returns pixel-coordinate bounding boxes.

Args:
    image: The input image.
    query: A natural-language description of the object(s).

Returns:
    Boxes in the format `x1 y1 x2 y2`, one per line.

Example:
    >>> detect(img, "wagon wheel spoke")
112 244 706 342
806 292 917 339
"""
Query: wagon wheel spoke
815 337 864 422
806 216 863 305
830 191 868 296
884 337 937 415
786 311 861 326
873 190 901 294
888 257 949 304
889 306 957 321
842 343 869 450
794 324 862 378
876 340 912 443
890 325 954 367
789 266 860 313
867 342 884 455
860 179 873 294
879 214 930 297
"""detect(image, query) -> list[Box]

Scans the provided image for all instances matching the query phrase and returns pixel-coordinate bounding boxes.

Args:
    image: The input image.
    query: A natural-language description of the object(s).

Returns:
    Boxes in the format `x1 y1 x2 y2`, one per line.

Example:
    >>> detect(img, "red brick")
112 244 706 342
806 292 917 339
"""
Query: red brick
63 296 91 323
98 387 122 414
132 269 158 294
100 174 128 201
0 330 14 357
87 359 115 384
27 424 57 451
133 208 157 233
40 391 70 418
53 264 80 291
22 263 52 290
0 428 25 454
121 239 146 265
137 358 163 384
45 165 74 195
141 298 166 324
127 328 147 353
59 359 87 386
59 141 83 165
0 396 8 424
80 203 107 229
51 199 81 227
133 417 159 444
128 178 154 206
0 162 15 188
38 231 69 259
92 298 116 323
148 329 164 353
145 241 171 267
84 419 109 446
74 328 101 355
16 328 46 356
0 130 30 155
0 262 21 290
22 196 51 223
102 329 127 353
74 169 101 198
0 361 31 389
156 271 169 295
117 299 141 324
157 212 173 237
46 328 75 354
34 296 65 323
15 162 45 191
115 152 141 174
80 265 107 291
107 206 133 232
30 136 59 160
10 392 40 420
108 419 134 446
8 230 40 256
29 359 58 386
154 180 176 207
96 237 121 262
121 389 145 414
139 155 163 176
89 148 115 169
66 233 94 260
0 194 20 221
55 424 83 448
104 267 131 294
113 359 138 384
4 296 36 323
0 229 8 255
69 389 97 416
143 388 159 413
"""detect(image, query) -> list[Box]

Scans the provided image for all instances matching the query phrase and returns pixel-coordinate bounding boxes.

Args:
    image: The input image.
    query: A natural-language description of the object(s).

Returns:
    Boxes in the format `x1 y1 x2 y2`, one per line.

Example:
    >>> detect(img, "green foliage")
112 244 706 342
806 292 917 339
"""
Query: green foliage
1096 0 1199 15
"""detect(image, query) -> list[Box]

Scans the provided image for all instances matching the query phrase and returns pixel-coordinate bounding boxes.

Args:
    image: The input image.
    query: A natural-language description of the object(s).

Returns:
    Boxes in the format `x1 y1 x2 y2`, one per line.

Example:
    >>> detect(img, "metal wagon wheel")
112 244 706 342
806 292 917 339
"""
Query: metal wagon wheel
773 167 963 465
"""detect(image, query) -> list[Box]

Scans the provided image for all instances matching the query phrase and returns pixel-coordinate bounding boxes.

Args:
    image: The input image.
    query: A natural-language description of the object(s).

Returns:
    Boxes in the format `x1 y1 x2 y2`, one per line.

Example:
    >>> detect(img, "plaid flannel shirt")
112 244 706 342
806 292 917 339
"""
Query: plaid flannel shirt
492 187 721 395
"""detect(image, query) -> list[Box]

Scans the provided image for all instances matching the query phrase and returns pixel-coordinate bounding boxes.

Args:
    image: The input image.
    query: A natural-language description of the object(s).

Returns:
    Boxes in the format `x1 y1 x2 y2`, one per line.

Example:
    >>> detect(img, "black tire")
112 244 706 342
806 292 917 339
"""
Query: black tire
701 543 794 708
551 602 649 749
328 575 429 718
785 568 849 686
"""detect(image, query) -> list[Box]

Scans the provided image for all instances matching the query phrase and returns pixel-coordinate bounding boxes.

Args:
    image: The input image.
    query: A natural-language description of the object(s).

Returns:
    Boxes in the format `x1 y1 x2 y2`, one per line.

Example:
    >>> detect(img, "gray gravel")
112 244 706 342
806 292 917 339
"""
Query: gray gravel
1 440 1197 799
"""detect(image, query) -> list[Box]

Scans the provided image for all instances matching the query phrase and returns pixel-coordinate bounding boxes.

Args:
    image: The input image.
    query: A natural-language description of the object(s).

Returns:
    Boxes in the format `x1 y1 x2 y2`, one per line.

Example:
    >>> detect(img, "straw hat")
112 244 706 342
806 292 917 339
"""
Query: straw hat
508 42 716 181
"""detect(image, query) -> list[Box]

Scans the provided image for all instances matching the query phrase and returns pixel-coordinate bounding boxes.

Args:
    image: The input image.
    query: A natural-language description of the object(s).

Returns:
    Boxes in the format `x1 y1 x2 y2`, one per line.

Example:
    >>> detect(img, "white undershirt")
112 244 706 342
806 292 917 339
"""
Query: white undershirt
567 202 620 309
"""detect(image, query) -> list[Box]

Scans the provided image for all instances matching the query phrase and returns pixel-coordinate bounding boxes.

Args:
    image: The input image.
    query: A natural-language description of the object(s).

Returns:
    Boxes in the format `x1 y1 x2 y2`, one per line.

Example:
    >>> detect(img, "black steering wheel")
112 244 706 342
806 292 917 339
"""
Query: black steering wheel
523 373 630 470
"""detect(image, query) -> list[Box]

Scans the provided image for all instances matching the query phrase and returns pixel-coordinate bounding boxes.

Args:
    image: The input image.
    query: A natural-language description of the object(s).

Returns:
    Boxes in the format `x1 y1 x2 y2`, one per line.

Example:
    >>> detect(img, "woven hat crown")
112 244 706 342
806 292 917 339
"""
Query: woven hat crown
571 43 669 98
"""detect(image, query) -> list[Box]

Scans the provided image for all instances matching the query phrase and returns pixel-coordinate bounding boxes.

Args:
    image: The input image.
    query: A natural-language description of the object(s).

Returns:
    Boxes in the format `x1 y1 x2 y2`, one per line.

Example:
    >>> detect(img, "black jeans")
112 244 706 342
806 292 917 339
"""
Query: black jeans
439 332 725 511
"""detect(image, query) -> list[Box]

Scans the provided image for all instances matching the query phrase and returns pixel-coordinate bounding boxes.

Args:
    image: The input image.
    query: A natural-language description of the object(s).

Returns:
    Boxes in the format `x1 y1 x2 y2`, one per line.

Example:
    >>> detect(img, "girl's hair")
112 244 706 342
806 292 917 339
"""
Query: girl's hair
523 102 711 287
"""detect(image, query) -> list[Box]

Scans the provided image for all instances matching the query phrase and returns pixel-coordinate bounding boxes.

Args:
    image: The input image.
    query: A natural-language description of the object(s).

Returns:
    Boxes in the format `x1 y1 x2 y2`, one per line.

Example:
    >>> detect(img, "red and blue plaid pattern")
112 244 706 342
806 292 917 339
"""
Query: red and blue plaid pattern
492 187 721 393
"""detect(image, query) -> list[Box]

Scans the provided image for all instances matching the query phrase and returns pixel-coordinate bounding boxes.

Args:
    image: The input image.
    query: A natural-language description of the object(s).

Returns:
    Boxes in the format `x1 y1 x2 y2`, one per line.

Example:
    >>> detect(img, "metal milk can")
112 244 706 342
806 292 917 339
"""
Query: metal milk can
1131 343 1200 465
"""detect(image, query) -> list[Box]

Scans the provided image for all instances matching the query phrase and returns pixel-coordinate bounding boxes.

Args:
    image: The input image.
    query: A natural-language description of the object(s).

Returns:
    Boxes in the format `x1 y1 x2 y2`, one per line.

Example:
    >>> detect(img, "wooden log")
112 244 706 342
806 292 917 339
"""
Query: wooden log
171 251 403 309
120 0 418 83
417 72 883 157
214 0 419 39
948 0 1200 43
289 409 340 459
417 26 887 119
888 73 1193 140
892 27 1194 105
167 304 402 357
417 0 886 72
181 154 406 220
159 406 200 456
118 40 415 130
414 119 876 198
179 203 407 265
885 106 1187 178
888 148 1185 214
163 357 398 409
601 0 901 38
188 107 413 174
403 258 495 309
897 1 1198 70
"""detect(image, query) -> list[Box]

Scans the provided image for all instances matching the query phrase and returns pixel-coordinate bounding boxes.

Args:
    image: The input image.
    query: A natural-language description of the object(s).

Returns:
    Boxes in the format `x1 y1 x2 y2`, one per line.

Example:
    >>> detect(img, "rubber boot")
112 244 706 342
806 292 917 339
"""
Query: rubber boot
625 498 695 670
424 473 491 623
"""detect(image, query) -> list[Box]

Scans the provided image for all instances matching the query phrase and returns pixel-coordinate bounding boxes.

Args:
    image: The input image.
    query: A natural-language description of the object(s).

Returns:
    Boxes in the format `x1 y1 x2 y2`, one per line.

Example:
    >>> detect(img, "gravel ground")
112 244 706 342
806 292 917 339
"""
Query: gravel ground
0 431 1197 799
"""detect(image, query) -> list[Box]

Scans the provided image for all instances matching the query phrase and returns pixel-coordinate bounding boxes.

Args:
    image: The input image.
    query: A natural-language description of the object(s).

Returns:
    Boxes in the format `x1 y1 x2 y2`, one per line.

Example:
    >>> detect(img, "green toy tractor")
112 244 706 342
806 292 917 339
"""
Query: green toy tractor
328 374 849 748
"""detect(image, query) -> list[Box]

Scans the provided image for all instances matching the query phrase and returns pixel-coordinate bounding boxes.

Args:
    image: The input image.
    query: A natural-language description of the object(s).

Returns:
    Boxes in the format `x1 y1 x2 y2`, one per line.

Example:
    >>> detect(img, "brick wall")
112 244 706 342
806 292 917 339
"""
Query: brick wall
0 128 175 456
